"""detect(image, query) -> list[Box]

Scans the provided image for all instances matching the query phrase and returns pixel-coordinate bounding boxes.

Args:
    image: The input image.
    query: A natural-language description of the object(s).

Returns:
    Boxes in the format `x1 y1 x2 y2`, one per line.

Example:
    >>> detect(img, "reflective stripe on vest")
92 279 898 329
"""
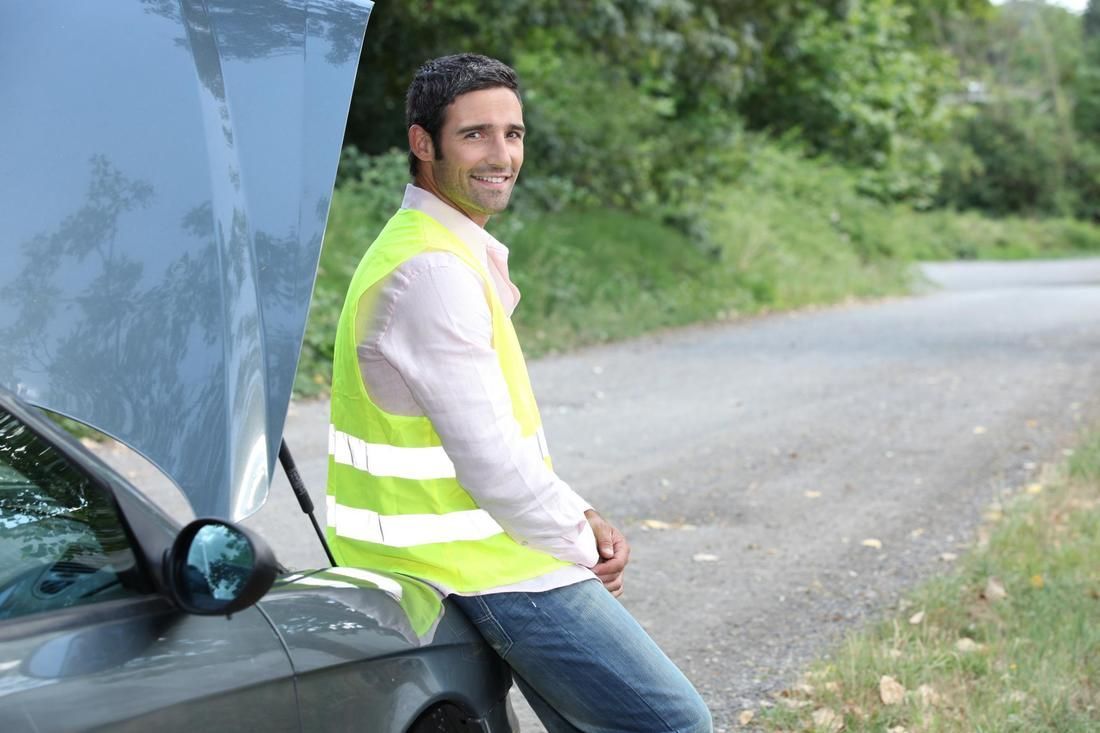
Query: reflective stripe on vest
328 424 549 481
326 495 505 547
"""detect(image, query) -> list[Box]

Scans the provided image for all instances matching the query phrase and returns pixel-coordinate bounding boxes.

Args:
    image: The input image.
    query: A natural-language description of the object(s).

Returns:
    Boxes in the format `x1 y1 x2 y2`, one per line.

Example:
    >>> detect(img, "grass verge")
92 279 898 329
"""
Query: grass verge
753 431 1100 732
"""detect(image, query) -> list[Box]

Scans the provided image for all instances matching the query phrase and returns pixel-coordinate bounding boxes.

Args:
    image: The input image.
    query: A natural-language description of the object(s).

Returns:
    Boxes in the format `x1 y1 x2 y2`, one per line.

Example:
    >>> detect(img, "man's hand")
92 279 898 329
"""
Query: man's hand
585 509 630 597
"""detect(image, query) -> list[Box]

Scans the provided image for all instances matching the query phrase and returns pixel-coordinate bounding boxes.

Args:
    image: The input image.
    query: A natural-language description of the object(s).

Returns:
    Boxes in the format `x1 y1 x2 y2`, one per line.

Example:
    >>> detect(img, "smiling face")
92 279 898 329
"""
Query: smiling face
409 87 524 227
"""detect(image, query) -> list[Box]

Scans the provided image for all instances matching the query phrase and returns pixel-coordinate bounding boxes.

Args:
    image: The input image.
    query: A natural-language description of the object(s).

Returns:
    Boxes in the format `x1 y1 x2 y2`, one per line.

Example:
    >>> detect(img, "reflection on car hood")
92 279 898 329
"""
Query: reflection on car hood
0 0 373 520
276 567 446 643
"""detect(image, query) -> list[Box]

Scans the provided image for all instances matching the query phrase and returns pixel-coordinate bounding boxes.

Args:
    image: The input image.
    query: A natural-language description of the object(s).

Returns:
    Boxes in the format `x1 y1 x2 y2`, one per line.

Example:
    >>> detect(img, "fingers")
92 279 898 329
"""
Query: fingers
611 532 631 566
585 511 631 586
594 567 623 584
601 567 624 596
599 526 627 562
593 554 627 579
594 536 630 574
596 526 616 558
587 512 616 559
604 576 624 597
594 549 626 599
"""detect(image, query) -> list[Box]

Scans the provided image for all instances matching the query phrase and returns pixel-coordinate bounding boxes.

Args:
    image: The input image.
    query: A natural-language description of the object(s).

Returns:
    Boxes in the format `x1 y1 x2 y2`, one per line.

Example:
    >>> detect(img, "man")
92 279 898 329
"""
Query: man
326 53 711 733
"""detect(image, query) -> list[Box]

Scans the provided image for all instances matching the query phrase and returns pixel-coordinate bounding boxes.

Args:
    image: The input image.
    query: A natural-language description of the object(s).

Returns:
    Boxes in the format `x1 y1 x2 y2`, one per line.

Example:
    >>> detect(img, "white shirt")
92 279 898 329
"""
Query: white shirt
355 184 598 595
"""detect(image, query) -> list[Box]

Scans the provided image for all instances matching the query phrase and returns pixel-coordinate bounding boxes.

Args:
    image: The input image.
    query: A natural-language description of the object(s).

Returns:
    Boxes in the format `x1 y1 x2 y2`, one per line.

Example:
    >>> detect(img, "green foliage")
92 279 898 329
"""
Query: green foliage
352 8 743 151
342 0 1100 220
938 101 1076 216
346 0 753 239
1074 62 1100 143
901 0 993 44
930 1 1100 220
511 46 748 250
505 210 734 353
499 151 920 355
1066 139 1100 223
983 1 1085 90
713 139 1100 266
903 209 1100 260
512 51 664 212
1088 0 1100 40
738 0 957 206
1069 429 1100 483
1076 2 1100 146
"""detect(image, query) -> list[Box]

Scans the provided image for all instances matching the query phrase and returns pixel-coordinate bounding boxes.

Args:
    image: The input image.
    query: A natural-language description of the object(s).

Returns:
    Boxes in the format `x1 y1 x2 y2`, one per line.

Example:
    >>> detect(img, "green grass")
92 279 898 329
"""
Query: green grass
502 201 913 360
756 432 1100 732
724 143 1100 265
293 143 1100 397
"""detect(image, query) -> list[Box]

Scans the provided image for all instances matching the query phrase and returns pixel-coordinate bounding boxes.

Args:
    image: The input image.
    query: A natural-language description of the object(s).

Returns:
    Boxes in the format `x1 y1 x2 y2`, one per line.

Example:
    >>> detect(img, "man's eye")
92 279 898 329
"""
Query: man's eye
466 131 482 139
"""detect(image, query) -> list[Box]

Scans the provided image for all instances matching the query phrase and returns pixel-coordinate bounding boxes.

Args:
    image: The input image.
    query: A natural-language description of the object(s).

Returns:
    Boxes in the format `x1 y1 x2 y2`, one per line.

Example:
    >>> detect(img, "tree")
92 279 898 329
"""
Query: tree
737 0 958 204
1086 0 1100 39
1075 0 1100 142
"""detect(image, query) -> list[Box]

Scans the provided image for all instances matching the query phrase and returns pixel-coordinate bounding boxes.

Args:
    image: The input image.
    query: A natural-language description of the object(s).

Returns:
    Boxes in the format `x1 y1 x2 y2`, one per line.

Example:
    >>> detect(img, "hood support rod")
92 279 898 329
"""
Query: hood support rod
279 439 337 567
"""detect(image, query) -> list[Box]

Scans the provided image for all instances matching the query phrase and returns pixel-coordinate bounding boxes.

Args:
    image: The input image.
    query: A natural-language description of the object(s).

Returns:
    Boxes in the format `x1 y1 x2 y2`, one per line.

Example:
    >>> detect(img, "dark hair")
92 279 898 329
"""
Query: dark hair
405 53 521 177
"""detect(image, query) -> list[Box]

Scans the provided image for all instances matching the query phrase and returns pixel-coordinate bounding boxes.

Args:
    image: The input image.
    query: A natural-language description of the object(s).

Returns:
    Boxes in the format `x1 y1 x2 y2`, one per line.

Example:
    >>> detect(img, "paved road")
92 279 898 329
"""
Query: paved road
95 257 1100 731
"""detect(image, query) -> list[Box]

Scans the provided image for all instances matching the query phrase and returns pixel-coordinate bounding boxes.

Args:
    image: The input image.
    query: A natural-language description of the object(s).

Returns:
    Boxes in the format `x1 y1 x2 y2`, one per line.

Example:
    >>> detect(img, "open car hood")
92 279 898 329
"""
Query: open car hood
0 0 372 520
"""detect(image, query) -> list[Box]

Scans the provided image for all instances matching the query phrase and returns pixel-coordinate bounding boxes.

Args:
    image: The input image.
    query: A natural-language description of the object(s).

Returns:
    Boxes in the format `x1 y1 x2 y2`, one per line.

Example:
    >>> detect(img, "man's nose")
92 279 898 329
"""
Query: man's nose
486 134 511 167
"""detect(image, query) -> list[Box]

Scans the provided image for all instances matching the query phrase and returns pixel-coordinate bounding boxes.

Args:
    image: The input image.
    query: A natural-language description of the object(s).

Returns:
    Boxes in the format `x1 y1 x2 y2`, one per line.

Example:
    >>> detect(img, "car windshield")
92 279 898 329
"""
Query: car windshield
0 409 142 619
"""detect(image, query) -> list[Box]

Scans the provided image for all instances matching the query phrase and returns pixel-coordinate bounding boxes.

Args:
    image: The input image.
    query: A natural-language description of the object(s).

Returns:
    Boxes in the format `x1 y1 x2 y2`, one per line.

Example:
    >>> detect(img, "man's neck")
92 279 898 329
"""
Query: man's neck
412 175 489 228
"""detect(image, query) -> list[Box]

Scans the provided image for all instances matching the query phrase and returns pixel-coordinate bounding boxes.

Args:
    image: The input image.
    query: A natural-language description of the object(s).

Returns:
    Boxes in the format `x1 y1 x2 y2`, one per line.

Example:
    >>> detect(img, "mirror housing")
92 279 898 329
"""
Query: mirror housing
164 519 277 616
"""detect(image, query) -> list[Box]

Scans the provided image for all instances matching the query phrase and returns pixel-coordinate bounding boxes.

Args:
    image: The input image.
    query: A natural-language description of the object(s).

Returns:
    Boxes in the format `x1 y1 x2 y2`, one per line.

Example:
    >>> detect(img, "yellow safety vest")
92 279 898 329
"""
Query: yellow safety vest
325 208 570 593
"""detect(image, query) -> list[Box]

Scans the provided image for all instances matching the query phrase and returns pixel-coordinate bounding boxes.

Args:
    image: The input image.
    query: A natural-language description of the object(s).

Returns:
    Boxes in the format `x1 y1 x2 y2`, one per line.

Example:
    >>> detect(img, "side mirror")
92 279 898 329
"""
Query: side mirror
164 519 277 616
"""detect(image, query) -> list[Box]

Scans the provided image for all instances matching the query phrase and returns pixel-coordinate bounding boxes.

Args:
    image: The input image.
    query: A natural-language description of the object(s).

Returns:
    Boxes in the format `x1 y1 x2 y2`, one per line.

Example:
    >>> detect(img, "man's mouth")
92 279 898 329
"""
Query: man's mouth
471 174 510 185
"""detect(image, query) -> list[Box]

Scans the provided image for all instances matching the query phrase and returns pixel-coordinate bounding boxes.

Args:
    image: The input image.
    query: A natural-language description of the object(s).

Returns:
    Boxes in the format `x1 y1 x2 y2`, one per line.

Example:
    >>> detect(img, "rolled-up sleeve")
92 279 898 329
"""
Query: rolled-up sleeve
375 260 599 568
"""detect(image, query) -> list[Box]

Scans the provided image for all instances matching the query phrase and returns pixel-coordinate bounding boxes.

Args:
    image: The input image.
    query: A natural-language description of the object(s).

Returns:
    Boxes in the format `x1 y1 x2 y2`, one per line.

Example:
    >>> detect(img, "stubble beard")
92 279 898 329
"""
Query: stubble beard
470 183 513 215
450 172 515 218
432 155 518 220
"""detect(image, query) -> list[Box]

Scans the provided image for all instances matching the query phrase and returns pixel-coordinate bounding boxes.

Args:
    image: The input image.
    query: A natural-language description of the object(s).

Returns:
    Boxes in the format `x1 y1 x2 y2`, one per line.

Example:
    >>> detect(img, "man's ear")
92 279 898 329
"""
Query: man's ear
408 125 435 164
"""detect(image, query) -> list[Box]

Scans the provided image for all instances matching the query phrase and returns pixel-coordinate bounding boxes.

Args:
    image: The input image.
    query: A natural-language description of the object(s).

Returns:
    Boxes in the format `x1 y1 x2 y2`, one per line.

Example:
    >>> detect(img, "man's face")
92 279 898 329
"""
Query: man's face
423 87 524 225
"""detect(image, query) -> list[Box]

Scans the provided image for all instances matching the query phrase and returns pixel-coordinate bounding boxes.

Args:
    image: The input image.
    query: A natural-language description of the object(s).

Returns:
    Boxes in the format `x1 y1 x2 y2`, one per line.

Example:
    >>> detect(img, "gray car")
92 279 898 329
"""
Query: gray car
0 2 515 730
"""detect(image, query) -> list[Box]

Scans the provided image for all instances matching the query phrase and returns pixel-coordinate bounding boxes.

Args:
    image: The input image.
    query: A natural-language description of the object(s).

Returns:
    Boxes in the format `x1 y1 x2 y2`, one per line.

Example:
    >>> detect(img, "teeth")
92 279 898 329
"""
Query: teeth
474 176 506 183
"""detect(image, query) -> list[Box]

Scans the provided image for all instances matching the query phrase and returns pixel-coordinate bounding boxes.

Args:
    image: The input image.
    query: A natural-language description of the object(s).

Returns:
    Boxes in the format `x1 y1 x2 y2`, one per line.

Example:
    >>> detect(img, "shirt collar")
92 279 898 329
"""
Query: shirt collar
401 184 511 269
400 184 522 314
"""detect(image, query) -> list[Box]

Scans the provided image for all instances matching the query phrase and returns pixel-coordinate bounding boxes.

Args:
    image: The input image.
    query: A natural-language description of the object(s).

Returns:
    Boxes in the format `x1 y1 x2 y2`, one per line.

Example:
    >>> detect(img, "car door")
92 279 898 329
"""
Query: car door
0 404 299 733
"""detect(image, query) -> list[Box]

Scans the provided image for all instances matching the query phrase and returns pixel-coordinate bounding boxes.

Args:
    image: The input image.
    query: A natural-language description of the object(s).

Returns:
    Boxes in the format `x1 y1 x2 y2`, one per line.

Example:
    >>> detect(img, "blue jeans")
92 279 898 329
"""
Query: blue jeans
451 579 712 733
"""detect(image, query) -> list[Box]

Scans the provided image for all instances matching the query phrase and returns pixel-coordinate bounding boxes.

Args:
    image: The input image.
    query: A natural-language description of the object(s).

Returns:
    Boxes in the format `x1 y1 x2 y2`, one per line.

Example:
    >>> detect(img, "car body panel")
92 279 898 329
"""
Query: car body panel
261 573 512 731
0 0 372 521
0 598 298 733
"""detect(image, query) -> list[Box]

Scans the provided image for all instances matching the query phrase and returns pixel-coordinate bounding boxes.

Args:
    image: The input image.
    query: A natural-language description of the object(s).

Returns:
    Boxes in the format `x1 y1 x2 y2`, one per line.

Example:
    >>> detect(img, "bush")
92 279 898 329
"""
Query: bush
739 0 957 206
513 46 748 252
937 101 1100 220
